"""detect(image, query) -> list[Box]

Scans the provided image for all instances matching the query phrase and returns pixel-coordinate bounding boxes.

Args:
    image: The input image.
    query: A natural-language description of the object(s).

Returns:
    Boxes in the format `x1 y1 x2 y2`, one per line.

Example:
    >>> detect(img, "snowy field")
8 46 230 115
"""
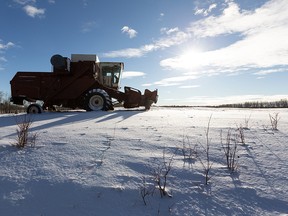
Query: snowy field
0 107 288 216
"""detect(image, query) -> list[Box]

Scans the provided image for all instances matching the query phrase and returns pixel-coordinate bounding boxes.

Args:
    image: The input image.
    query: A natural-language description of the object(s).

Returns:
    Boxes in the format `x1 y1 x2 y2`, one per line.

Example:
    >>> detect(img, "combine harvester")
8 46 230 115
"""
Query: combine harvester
10 54 158 113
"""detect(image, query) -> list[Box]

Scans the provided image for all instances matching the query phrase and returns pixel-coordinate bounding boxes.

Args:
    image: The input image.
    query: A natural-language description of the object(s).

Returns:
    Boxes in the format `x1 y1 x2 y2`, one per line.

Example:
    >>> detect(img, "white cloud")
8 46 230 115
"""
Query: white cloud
154 31 189 49
194 3 217 16
160 27 179 35
23 5 45 18
122 71 145 79
121 26 137 38
161 0 288 76
0 41 15 50
189 0 287 38
0 40 15 71
105 0 288 84
161 25 288 72
208 4 217 12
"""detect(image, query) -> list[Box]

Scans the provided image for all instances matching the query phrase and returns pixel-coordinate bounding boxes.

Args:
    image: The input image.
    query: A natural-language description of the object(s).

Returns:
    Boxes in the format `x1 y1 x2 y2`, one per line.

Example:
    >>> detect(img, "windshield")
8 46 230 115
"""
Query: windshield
102 66 121 84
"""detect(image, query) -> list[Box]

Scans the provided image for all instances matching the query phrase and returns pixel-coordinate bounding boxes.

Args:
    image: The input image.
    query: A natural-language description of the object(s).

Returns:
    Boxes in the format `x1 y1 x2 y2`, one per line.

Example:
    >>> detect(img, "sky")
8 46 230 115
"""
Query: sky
0 0 288 106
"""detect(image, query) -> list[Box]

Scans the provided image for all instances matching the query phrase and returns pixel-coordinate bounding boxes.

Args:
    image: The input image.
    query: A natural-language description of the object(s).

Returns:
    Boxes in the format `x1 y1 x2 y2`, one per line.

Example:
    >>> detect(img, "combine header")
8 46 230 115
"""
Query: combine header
10 54 158 113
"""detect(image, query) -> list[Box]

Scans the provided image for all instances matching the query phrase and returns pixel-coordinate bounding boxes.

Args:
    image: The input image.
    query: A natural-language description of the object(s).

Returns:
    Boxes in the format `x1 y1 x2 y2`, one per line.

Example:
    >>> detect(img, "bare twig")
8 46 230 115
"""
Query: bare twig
152 149 174 198
244 114 251 129
269 113 280 131
221 129 239 172
237 125 245 144
139 176 154 205
181 135 197 164
198 115 213 185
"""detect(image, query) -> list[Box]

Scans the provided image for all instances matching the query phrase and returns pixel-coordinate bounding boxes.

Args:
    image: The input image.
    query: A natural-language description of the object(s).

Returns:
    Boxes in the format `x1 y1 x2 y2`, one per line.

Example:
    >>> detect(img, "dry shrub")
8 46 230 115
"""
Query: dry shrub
221 129 239 172
181 135 197 165
14 114 36 148
269 113 280 131
237 125 245 144
152 149 174 198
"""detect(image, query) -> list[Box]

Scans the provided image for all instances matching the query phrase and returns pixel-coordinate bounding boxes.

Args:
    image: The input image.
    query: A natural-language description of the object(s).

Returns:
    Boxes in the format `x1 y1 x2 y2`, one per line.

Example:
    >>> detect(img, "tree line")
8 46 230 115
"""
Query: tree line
218 99 288 108
0 91 25 114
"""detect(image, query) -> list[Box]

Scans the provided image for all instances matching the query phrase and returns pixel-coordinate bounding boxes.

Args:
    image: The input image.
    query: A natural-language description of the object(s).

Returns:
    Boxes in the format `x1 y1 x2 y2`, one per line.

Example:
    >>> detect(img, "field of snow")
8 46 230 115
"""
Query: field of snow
0 107 288 216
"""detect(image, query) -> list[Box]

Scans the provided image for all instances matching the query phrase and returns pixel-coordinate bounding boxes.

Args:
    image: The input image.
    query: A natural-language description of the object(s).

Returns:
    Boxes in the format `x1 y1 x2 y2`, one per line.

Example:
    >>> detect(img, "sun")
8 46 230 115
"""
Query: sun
178 48 206 70
160 46 209 71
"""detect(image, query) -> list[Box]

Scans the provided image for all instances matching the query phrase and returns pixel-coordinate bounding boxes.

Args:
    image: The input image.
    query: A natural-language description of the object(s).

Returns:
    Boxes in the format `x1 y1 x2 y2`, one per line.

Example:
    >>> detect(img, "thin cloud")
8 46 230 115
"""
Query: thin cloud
179 85 200 89
23 5 45 18
82 0 88 7
0 40 15 71
121 26 137 38
81 21 98 33
253 68 288 75
104 28 189 58
0 57 7 62
160 27 179 35
154 75 198 87
256 76 265 79
104 48 145 58
122 71 145 79
142 83 152 87
158 12 165 21
13 0 36 5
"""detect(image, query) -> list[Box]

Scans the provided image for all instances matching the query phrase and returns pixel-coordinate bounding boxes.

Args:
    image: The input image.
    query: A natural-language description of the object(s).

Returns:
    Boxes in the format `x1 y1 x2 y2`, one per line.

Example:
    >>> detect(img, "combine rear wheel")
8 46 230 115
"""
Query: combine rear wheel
84 89 113 111
27 104 43 114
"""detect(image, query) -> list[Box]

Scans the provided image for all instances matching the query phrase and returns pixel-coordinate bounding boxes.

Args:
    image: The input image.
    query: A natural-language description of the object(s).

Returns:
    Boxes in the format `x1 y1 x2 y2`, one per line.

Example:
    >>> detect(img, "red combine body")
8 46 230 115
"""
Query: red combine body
10 54 158 113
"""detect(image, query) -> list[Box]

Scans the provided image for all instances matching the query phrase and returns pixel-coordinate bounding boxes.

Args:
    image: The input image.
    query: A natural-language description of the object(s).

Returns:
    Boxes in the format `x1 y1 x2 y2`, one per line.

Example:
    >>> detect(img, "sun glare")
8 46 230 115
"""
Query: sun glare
179 48 206 70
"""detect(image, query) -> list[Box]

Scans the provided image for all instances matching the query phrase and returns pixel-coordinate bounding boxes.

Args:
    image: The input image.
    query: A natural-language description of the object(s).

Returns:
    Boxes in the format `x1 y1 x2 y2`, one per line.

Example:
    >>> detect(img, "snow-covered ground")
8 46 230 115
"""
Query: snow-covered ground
0 107 287 216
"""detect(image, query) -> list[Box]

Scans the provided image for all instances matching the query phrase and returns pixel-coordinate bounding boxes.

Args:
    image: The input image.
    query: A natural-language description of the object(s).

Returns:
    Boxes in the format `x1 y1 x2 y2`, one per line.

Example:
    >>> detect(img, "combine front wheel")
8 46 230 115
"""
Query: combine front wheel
84 89 113 111
27 104 43 114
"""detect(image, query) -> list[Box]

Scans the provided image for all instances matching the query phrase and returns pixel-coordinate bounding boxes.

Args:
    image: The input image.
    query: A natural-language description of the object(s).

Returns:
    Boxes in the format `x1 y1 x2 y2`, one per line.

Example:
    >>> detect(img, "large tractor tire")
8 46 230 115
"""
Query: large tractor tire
84 89 113 111
27 104 43 114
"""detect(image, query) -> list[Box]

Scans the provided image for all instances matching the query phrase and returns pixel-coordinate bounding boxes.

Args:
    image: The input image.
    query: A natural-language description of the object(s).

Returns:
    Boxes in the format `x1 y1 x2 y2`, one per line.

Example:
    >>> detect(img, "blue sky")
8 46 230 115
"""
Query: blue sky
1 0 288 106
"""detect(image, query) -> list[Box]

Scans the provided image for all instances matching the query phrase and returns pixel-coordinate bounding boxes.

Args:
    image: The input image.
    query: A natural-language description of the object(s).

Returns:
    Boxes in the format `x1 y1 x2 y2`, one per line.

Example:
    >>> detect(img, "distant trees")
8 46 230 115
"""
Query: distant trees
0 91 25 114
0 91 10 113
218 99 288 108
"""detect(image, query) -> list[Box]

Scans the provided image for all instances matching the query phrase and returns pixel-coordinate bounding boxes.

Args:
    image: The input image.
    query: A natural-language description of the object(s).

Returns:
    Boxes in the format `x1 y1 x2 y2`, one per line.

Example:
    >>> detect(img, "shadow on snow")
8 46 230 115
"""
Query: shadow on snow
0 109 143 138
